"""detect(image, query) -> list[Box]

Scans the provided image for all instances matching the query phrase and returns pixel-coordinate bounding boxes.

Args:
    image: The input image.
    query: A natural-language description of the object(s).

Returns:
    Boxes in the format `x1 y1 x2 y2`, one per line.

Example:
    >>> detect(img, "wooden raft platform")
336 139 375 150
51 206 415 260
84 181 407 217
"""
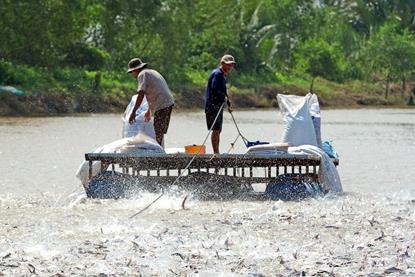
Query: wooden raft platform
85 152 339 186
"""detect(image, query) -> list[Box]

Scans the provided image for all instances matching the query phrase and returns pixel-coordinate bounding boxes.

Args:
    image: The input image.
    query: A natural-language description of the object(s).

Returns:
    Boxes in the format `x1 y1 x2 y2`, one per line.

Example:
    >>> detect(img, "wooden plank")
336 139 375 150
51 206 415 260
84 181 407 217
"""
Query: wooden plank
84 153 329 171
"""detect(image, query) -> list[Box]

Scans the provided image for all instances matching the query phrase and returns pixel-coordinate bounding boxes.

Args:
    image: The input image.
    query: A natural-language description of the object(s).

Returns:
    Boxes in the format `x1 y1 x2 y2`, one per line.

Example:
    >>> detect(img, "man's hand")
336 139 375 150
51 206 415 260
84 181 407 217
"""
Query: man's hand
129 111 136 124
227 100 232 113
129 91 145 124
144 110 151 122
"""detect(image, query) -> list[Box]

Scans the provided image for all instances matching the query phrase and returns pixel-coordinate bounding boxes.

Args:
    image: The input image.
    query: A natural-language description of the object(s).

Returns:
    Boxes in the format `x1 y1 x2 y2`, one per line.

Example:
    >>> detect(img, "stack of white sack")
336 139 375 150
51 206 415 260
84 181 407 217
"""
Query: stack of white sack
246 143 289 155
75 133 164 188
122 95 156 139
76 95 162 188
276 93 342 193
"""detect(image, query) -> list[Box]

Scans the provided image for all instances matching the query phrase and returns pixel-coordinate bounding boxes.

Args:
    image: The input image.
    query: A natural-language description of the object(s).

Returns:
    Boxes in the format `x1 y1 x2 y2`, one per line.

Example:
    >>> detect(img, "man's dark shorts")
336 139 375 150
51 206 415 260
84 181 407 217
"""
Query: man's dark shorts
205 110 223 131
154 105 174 135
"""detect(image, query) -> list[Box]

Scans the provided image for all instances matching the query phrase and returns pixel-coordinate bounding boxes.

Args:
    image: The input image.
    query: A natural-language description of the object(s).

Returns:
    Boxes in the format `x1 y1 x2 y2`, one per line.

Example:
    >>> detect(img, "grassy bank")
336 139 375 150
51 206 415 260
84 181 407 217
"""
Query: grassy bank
0 63 413 116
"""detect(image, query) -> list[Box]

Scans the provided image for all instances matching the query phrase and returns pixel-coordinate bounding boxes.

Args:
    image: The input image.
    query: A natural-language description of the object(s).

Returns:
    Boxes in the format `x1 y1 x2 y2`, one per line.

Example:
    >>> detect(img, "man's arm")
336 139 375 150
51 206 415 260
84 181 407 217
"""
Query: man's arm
226 96 232 113
128 90 145 123
214 74 231 111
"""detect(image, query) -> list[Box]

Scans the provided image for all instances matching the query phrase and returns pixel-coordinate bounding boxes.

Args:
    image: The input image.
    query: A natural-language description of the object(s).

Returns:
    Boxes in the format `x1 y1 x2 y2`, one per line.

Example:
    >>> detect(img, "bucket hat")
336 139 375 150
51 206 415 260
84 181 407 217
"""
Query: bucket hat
220 54 236 65
127 58 148 73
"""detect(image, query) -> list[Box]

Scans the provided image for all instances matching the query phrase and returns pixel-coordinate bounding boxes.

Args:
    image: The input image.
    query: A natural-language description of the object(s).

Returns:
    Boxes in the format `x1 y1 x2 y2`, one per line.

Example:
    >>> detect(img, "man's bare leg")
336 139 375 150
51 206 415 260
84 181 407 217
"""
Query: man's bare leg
156 132 164 147
211 130 221 154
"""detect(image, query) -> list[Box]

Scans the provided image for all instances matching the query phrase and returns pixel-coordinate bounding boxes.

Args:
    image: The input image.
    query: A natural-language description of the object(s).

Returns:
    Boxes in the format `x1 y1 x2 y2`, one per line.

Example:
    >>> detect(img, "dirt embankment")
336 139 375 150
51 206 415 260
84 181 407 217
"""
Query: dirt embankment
0 92 130 116
0 85 412 116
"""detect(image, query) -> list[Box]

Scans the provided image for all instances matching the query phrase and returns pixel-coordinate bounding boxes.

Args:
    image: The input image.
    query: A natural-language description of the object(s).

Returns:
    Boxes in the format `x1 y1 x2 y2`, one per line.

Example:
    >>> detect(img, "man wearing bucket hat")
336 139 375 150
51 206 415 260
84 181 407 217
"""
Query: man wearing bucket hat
205 54 236 154
127 58 174 147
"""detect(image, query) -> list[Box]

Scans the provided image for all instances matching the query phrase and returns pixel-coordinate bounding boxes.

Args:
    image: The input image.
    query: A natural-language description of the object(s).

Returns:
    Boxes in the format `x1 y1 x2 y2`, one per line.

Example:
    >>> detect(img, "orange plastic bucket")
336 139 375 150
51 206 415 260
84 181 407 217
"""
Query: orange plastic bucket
185 144 206 154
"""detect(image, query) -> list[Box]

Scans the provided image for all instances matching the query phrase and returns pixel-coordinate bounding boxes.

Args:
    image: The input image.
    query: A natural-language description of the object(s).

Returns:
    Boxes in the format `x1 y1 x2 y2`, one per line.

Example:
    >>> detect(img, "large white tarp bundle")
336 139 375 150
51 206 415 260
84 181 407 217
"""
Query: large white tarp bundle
288 145 342 193
277 93 322 147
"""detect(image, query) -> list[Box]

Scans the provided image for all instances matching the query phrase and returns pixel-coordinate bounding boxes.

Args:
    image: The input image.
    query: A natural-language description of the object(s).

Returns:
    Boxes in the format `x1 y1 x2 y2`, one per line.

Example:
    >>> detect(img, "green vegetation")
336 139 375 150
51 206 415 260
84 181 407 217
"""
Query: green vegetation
1 0 415 115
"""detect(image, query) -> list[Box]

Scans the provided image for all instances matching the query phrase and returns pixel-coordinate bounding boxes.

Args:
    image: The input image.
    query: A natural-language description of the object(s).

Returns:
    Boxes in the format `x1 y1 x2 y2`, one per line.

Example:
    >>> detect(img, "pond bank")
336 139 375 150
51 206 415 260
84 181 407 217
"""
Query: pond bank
0 85 413 116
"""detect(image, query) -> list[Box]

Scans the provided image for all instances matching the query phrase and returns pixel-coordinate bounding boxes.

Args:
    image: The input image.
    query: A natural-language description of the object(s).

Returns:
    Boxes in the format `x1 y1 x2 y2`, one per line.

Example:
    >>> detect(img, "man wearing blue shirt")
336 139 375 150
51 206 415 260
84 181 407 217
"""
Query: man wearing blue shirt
205 54 236 154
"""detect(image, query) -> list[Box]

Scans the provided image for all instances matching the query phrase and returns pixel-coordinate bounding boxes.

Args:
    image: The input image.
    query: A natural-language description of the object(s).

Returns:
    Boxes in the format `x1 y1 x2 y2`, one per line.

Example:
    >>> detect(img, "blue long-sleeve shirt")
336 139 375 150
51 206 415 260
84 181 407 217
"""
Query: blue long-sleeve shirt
205 68 227 113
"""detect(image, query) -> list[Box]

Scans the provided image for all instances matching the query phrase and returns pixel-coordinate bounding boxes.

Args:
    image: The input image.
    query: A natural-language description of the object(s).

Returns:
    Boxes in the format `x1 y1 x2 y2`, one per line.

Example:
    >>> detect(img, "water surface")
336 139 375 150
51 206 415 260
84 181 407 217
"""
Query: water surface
1 109 414 275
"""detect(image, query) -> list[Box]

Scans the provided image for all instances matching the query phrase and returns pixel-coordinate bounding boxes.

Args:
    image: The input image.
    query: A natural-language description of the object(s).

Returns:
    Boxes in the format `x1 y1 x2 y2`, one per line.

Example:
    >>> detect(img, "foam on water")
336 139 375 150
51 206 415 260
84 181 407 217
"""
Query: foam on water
3 189 414 275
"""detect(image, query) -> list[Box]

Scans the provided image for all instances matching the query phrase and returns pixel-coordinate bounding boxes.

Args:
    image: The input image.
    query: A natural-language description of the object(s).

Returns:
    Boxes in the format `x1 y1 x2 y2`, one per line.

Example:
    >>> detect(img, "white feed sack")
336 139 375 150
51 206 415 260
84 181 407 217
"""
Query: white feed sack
277 93 320 147
122 95 156 139
308 93 322 147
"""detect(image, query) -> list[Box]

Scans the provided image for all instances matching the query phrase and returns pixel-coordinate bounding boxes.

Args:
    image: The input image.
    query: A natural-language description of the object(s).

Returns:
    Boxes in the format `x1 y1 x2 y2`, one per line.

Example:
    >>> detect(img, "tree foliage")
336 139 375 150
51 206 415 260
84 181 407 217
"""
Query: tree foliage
294 38 346 83
361 20 415 97
1 0 415 91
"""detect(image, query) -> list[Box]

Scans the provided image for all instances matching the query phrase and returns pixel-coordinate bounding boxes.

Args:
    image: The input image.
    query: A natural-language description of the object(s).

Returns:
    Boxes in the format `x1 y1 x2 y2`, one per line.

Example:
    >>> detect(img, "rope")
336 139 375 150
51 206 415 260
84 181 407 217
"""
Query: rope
227 110 251 183
229 111 249 147
130 102 226 218
226 133 241 154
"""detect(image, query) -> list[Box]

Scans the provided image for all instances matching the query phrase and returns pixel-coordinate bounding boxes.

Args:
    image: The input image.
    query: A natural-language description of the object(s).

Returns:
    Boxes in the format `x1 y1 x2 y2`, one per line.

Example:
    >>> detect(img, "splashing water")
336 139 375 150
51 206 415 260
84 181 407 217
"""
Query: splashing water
1 109 414 275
